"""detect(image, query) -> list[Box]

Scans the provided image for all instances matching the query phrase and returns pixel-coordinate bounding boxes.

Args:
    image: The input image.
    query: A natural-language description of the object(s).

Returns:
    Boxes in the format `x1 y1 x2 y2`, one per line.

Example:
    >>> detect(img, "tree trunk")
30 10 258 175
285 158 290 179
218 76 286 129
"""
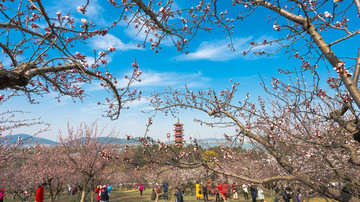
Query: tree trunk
91 189 94 202
80 183 87 202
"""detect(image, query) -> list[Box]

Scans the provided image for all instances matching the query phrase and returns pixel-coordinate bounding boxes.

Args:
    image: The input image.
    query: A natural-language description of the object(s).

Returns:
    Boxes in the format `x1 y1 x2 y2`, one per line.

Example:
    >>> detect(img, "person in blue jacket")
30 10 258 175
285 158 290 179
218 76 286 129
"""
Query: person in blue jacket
162 182 169 200
107 185 112 196
100 185 109 202
250 183 257 202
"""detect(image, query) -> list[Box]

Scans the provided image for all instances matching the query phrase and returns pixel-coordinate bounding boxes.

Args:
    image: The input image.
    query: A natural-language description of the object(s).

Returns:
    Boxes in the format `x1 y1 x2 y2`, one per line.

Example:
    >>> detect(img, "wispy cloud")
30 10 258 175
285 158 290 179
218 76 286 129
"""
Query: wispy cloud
89 34 138 51
118 70 210 89
175 36 278 61
86 70 210 93
83 0 103 17
85 70 210 92
48 0 109 26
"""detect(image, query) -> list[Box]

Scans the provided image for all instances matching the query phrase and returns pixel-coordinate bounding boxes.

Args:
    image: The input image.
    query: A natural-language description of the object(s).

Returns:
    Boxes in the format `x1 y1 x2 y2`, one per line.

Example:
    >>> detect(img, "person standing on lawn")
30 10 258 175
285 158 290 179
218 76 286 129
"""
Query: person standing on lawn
162 182 169 200
242 183 249 199
232 182 238 199
151 189 156 200
222 182 229 199
181 184 186 196
207 182 213 196
35 183 46 202
94 185 101 202
139 184 144 196
107 185 112 196
68 186 71 197
0 188 5 202
258 187 265 202
250 183 258 202
100 185 109 202
196 182 203 200
174 187 183 202
202 182 208 201
216 183 222 202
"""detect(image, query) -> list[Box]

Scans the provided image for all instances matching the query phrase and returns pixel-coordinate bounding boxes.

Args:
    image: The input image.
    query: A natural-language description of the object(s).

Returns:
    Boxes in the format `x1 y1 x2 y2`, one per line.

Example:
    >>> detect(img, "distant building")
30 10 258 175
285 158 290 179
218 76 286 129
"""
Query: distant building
173 120 184 146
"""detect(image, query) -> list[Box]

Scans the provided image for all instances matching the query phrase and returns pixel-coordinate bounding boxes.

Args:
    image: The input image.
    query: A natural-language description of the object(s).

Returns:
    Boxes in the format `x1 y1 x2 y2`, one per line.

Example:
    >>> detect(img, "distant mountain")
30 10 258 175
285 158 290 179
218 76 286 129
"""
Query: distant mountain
3 134 252 149
92 137 140 145
197 138 226 142
4 134 59 145
197 137 254 149
3 134 142 147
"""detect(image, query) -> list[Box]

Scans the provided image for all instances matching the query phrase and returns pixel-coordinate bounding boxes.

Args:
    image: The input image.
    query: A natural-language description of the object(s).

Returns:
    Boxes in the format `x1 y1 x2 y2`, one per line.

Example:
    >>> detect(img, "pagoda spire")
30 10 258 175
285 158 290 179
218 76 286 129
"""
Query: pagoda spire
173 119 184 146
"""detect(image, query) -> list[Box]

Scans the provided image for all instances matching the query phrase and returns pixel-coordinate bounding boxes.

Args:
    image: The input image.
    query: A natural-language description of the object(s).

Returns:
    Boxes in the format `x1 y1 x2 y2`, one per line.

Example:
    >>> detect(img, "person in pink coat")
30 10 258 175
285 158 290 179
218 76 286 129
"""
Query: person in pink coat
139 184 144 196
0 188 5 202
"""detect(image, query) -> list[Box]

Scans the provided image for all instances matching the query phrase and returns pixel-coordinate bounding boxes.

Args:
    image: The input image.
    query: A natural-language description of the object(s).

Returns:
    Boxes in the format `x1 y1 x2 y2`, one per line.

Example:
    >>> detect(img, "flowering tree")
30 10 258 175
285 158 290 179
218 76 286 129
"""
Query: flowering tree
58 122 120 202
0 110 49 171
148 78 360 201
23 146 72 202
105 0 360 201
0 1 142 119
0 145 70 201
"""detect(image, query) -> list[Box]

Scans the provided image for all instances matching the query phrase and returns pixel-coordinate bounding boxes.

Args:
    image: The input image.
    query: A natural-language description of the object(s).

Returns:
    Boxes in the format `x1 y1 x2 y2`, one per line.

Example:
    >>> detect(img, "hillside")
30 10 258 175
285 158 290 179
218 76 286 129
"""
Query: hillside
4 134 59 145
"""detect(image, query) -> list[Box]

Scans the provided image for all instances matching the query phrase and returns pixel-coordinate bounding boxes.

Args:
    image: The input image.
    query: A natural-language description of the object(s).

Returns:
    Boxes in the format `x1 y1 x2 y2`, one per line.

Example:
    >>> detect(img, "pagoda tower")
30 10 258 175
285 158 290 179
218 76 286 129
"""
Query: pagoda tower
173 120 184 146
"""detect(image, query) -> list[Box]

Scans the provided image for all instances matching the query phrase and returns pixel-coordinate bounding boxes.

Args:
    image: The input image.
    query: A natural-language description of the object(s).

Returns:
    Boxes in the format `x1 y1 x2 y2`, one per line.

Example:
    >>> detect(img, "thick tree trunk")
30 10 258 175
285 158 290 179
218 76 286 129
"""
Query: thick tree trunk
0 70 30 90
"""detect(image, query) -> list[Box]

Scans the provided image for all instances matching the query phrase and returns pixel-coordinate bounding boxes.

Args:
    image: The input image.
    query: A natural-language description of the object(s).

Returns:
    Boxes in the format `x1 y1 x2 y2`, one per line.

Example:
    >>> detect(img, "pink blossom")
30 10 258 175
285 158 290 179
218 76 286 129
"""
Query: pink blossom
98 51 106 56
324 11 332 18
108 47 115 52
273 22 280 31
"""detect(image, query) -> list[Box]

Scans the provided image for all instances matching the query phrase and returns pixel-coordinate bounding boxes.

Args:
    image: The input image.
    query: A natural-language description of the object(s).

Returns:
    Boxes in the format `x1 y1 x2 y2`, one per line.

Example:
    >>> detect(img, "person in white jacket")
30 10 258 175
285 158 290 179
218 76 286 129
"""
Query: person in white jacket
257 187 265 202
242 183 249 199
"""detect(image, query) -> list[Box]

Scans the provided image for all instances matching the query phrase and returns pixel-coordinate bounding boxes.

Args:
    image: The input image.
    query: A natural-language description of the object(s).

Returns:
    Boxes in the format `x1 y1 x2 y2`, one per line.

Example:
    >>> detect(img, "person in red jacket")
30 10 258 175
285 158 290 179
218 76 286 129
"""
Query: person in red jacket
94 185 101 202
231 182 238 199
221 182 229 199
216 183 222 202
35 183 46 202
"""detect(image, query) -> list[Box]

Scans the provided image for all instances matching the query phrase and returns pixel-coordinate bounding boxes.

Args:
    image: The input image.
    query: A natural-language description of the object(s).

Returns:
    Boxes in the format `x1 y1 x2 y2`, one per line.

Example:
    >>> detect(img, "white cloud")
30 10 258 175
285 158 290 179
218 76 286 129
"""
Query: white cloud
175 36 278 61
89 34 138 51
86 70 209 93
83 0 103 17
126 98 149 108
49 0 109 26
118 70 210 89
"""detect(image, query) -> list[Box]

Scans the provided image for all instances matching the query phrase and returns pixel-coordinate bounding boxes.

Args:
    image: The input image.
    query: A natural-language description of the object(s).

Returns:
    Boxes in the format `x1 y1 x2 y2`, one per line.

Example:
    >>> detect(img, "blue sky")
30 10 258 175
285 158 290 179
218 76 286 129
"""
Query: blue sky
2 0 359 141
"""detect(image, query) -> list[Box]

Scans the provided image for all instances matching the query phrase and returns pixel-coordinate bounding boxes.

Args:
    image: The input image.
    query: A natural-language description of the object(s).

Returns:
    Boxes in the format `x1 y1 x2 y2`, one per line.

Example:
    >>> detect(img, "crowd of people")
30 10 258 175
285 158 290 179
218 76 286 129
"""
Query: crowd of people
142 181 265 202
193 181 265 202
33 183 113 202
148 182 170 200
0 180 301 201
94 185 112 202
143 180 301 202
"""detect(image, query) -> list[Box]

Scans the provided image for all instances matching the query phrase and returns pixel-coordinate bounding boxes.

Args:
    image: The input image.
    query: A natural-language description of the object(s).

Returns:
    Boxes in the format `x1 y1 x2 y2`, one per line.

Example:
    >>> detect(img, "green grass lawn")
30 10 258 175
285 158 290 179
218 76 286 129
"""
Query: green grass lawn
4 189 331 202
